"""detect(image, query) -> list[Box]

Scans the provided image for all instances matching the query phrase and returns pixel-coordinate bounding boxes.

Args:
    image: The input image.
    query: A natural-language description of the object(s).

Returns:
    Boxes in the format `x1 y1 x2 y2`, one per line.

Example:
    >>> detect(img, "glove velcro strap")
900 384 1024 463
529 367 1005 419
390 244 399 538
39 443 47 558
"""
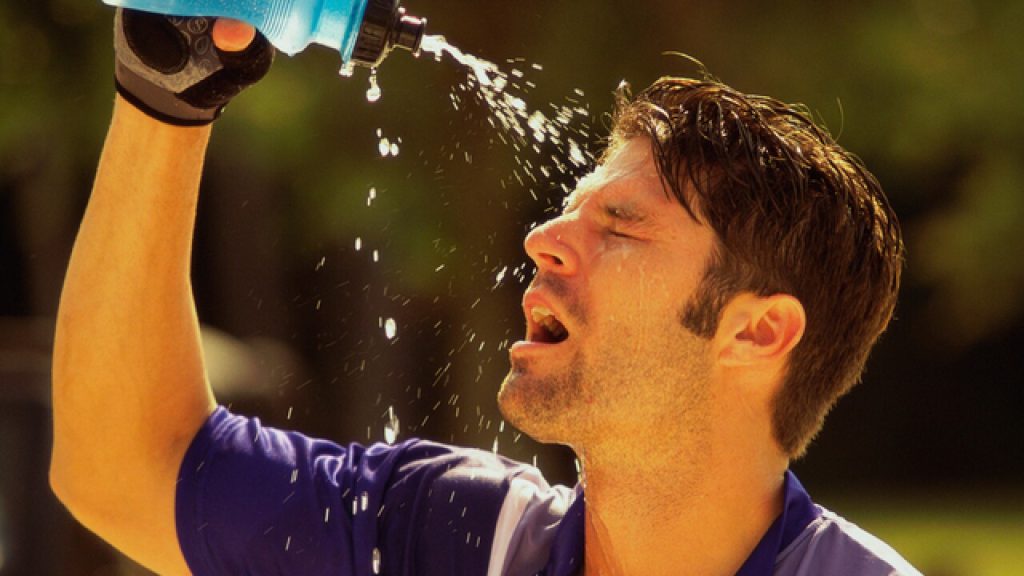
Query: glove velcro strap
115 64 222 127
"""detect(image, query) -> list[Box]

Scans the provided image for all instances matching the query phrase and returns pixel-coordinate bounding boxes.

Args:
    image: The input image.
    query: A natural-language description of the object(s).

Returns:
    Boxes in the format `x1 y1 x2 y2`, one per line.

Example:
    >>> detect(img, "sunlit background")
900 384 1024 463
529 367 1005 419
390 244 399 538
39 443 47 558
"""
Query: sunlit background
2 0 1023 574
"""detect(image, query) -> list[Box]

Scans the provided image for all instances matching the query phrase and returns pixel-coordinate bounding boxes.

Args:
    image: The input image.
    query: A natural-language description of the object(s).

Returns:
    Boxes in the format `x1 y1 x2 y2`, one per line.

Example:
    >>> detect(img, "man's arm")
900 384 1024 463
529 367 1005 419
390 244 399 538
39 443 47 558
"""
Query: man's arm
50 95 215 575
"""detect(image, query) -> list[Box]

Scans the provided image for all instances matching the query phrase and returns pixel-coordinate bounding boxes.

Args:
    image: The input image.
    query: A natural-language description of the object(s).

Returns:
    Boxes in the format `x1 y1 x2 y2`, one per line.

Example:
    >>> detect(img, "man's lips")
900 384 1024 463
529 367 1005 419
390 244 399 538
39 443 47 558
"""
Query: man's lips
517 291 571 348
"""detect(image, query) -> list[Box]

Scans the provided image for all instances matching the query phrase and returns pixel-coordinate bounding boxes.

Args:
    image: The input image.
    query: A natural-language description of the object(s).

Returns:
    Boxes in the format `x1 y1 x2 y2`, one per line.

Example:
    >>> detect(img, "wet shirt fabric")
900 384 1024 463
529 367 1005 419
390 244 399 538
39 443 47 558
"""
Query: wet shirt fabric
176 407 920 576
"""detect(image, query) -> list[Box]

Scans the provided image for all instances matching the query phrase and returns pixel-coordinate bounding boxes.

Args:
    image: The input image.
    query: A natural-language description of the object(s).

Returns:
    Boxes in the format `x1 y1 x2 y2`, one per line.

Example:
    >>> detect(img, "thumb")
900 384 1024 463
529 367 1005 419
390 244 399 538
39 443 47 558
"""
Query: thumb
212 18 256 52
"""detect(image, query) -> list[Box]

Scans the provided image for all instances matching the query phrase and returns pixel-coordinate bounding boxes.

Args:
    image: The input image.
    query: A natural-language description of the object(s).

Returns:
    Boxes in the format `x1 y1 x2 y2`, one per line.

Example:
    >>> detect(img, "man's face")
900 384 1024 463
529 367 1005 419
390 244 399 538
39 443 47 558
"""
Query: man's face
498 138 718 446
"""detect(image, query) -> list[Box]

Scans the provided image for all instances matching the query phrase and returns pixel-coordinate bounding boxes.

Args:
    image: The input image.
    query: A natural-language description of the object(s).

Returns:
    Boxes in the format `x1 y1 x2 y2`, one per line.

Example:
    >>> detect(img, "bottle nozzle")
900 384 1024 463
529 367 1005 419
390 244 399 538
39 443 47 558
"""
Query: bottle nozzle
350 0 426 68
392 9 425 54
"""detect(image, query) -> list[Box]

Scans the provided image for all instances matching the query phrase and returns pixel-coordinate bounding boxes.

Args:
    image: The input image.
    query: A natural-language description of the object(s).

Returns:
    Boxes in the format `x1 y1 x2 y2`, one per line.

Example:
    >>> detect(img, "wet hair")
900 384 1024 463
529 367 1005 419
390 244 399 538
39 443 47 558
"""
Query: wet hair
608 76 903 458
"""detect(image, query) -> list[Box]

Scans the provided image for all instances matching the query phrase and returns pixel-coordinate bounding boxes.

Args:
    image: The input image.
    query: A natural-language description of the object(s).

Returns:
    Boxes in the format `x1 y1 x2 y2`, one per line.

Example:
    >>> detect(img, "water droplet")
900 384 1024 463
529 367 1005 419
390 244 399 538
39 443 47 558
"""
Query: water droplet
384 406 400 444
372 547 382 574
354 237 362 251
360 491 369 512
389 142 400 156
569 140 586 166
384 317 397 339
378 137 391 157
366 68 382 102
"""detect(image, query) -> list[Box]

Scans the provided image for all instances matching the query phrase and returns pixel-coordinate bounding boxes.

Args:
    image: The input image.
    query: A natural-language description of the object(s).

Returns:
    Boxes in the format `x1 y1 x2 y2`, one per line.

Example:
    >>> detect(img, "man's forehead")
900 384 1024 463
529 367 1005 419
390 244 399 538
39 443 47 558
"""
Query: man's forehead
564 140 660 210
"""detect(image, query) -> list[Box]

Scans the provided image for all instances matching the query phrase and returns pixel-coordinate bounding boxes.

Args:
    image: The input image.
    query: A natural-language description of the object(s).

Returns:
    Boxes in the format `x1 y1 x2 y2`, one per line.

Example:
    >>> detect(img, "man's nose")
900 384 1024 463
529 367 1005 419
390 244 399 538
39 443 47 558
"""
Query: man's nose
524 216 579 276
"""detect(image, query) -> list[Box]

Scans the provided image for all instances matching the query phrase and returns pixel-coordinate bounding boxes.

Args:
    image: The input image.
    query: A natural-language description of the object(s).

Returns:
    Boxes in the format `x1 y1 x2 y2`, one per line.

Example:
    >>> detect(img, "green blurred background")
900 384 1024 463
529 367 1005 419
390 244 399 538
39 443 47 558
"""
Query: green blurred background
1 0 1022 574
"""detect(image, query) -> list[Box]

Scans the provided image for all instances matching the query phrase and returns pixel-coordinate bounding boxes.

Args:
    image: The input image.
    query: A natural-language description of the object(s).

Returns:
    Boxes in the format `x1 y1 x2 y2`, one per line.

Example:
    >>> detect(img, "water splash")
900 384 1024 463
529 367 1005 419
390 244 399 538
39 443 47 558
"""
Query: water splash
421 35 502 87
418 34 596 200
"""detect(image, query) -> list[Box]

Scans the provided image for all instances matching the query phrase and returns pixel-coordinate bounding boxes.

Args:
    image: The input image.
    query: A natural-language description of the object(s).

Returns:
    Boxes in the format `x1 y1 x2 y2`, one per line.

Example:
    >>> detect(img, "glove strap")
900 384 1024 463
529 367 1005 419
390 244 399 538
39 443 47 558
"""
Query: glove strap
115 65 222 126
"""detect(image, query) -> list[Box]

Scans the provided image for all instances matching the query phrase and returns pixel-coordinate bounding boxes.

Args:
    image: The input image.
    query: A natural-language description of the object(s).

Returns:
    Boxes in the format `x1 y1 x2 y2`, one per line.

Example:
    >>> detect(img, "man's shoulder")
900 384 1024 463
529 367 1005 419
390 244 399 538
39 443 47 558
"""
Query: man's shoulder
775 505 921 576
179 408 567 575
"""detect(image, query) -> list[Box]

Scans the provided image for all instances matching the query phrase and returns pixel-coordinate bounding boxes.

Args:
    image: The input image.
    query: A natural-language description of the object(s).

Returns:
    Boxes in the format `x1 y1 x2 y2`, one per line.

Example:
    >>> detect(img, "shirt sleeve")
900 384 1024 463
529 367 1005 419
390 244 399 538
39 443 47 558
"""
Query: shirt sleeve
175 406 533 576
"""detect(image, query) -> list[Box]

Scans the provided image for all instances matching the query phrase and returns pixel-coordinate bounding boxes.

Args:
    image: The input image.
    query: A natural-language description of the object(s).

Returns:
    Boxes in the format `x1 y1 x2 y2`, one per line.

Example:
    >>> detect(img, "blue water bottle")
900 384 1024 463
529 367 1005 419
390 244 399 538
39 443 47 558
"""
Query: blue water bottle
102 0 426 68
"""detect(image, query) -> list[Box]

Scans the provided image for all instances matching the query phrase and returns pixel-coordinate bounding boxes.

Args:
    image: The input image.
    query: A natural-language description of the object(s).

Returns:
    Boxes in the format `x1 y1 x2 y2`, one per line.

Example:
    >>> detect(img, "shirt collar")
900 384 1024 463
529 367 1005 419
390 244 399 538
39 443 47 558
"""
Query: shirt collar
544 470 820 576
735 470 821 576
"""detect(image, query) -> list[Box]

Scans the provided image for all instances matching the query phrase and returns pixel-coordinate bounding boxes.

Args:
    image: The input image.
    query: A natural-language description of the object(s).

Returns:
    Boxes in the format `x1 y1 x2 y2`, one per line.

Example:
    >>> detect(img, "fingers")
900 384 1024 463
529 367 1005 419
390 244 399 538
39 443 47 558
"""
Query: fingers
212 18 256 52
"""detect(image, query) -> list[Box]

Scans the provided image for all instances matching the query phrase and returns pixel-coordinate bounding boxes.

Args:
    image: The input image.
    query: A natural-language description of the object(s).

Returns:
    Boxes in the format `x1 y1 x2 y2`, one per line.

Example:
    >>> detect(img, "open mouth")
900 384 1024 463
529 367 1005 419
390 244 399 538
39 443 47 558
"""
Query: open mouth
529 305 569 344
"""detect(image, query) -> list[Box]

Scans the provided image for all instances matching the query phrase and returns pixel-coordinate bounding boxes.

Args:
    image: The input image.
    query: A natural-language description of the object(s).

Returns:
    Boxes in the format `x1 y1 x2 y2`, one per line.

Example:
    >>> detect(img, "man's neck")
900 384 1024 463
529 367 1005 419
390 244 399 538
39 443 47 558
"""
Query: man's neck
578 434 787 576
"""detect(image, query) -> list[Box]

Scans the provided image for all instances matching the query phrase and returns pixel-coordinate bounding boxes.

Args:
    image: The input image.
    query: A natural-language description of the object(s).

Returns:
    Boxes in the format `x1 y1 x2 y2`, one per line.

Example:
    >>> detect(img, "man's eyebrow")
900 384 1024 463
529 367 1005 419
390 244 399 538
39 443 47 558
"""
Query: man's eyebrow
601 200 649 224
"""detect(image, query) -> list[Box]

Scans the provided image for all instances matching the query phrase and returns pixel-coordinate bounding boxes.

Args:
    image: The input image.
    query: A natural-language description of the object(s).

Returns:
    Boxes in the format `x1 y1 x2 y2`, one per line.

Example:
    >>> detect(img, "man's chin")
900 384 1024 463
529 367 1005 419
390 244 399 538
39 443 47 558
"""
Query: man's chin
497 368 575 445
496 369 528 429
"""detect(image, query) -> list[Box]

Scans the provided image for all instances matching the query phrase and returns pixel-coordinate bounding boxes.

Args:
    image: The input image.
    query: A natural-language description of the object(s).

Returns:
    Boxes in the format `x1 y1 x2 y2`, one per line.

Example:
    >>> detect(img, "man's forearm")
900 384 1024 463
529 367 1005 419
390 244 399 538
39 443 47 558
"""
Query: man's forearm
50 95 215 573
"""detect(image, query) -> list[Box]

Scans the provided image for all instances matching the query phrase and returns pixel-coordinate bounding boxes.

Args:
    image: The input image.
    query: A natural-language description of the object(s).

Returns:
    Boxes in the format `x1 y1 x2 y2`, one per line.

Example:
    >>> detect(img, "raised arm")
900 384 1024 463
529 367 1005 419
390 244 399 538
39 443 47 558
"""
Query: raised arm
50 95 214 575
50 16 269 575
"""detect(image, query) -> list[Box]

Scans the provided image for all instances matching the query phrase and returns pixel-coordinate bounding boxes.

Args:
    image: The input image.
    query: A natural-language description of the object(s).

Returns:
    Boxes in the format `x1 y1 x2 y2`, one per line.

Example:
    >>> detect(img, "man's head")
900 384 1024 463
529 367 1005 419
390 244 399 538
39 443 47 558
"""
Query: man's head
500 76 903 460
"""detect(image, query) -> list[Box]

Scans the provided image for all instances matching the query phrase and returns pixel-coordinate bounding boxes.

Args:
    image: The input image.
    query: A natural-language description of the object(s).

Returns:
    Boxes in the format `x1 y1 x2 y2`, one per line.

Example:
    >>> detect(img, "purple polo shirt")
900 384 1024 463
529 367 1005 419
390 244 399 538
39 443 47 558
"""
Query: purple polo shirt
176 407 919 575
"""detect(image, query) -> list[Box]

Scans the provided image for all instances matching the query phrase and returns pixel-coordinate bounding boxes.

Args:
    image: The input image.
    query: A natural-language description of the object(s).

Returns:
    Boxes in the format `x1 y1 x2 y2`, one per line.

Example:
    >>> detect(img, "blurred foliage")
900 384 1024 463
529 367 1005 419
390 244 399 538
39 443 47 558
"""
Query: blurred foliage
4 0 1023 343
822 490 1024 576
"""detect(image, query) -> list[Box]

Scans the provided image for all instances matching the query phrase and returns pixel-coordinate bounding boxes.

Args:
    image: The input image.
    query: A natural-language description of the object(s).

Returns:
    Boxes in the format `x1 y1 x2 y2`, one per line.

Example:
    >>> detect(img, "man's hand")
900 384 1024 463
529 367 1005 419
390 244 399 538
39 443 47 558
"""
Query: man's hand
114 9 273 125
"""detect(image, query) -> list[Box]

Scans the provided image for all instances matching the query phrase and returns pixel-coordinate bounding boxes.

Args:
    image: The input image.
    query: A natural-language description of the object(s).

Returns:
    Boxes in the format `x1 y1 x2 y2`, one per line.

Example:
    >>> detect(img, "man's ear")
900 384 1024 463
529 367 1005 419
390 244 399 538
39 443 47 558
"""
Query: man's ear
715 293 806 367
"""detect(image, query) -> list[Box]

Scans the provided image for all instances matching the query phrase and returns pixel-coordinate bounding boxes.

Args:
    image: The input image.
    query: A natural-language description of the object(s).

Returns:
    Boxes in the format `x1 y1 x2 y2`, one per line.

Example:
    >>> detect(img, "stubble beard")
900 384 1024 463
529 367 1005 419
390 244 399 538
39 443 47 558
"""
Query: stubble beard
498 352 586 446
499 304 714 452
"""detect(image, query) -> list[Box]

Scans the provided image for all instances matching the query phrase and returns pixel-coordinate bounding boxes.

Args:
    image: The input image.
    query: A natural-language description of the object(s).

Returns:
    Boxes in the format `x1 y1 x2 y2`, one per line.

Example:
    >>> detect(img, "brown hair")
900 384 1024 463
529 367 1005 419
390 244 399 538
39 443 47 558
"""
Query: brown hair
609 76 903 458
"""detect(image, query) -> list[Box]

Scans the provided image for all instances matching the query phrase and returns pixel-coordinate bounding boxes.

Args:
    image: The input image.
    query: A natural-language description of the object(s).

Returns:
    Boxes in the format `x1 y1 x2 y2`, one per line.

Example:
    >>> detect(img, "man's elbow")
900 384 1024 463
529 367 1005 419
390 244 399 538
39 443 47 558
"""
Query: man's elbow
49 440 119 529
49 449 93 523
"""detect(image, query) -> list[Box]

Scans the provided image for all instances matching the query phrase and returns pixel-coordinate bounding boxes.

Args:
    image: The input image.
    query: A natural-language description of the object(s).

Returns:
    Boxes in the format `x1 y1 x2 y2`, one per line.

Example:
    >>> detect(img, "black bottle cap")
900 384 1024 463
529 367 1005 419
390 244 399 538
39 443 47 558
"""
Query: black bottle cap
351 0 426 68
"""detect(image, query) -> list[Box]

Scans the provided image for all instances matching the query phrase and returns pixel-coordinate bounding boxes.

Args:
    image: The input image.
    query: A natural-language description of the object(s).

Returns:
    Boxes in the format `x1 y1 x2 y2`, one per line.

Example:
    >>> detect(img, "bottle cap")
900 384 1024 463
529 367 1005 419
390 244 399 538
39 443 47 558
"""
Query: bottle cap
351 0 425 67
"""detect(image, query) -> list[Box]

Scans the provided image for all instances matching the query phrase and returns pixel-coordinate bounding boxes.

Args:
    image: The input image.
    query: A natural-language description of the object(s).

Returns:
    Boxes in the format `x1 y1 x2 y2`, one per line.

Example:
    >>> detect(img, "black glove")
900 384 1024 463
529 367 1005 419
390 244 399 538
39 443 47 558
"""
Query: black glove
114 8 275 126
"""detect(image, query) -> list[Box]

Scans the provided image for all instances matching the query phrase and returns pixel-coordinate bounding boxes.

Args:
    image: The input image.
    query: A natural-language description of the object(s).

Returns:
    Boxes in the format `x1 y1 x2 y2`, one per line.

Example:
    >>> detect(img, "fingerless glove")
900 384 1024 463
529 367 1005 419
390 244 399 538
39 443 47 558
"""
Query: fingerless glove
114 8 274 126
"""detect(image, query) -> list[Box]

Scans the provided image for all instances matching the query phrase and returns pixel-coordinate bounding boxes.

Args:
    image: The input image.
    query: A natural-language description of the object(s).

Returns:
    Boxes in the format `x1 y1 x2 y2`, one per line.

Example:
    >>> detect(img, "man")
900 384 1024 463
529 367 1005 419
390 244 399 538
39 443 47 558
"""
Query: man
50 11 919 576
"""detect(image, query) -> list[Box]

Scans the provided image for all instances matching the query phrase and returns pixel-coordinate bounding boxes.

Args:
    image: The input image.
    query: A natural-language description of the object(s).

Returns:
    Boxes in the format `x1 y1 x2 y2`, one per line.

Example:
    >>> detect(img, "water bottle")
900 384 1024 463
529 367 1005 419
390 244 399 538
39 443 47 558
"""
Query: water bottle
102 0 426 68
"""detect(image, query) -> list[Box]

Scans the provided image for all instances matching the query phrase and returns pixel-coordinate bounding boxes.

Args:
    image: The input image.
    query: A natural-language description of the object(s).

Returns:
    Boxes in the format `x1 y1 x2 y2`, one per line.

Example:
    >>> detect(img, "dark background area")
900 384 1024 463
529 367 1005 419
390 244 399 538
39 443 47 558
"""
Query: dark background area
1 0 1022 574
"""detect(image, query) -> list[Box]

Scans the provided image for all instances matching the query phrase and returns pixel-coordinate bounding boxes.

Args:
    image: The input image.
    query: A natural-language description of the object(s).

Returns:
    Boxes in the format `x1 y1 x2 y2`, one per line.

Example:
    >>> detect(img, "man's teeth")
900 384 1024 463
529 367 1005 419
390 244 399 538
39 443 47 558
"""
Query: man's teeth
531 306 568 340
530 306 552 324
